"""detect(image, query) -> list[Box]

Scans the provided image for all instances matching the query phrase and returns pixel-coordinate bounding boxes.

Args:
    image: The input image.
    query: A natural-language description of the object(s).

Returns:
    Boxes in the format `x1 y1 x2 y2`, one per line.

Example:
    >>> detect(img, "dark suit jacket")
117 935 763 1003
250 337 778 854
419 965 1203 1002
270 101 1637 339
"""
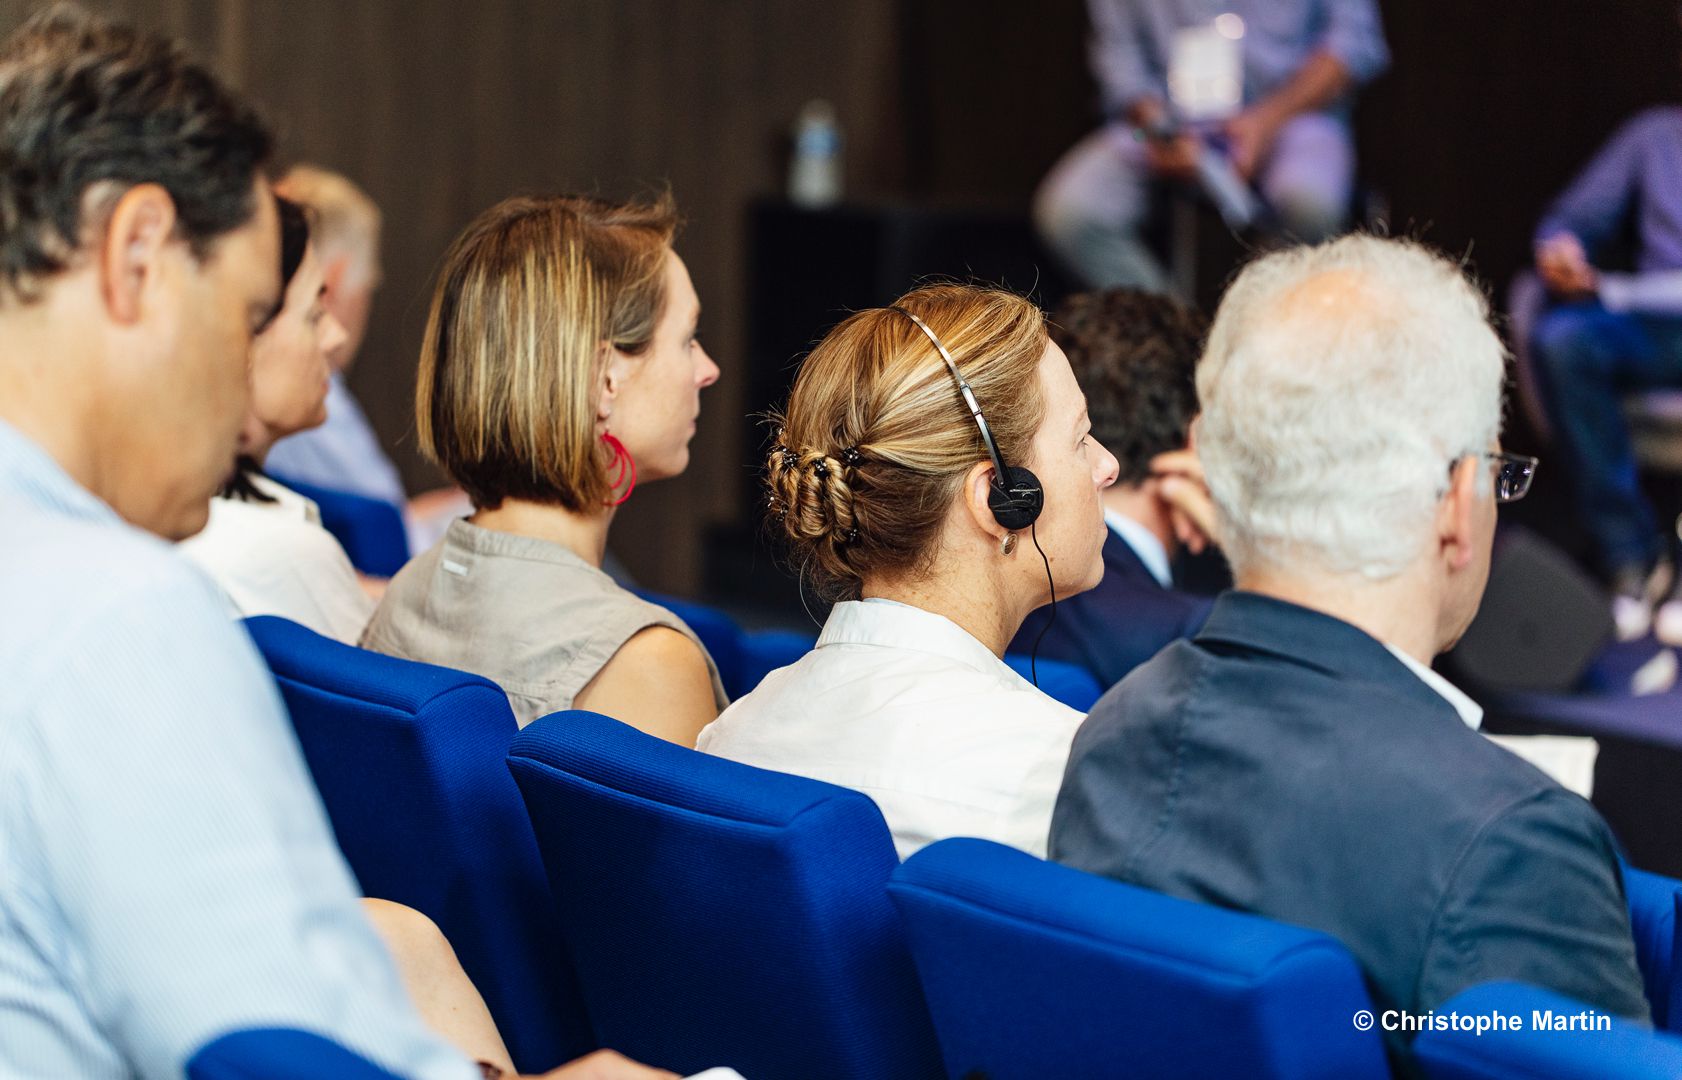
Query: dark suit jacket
1052 591 1648 1066
1011 529 1212 689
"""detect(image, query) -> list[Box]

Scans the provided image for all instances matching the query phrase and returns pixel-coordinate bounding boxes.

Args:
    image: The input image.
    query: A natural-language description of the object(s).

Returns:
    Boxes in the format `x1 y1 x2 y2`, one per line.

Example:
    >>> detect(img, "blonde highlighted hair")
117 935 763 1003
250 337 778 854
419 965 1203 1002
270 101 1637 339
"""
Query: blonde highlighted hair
417 192 678 511
769 283 1048 601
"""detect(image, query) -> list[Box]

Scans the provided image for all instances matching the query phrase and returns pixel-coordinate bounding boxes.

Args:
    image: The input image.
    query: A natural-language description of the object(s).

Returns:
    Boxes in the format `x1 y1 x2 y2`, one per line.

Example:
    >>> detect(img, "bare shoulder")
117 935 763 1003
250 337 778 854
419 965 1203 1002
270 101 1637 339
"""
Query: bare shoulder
613 624 711 675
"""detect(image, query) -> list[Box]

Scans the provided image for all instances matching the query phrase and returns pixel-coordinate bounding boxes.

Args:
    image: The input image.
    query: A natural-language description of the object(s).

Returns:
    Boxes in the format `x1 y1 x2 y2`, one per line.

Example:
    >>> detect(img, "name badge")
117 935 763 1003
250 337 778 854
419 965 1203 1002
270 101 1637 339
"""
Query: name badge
1167 16 1244 122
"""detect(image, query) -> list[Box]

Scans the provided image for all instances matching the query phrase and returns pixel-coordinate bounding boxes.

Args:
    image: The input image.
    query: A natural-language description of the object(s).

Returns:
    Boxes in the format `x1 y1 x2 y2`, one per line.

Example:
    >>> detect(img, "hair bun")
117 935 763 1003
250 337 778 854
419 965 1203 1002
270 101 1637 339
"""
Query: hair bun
766 440 861 569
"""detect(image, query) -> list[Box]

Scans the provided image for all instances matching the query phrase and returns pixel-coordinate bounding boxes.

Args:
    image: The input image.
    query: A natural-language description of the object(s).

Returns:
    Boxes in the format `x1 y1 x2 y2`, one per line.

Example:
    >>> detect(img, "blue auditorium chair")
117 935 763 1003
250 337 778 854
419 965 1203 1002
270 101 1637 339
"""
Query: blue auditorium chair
187 1029 403 1079
887 836 1389 1080
1002 652 1104 712
1625 863 1682 1030
507 709 944 1080
735 626 817 692
1413 982 1682 1079
270 474 409 578
244 616 591 1072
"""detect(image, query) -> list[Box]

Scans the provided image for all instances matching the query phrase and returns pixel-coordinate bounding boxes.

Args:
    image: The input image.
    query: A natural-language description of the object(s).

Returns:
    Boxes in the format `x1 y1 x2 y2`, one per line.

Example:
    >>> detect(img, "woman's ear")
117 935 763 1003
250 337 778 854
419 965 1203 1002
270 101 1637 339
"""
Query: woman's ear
597 343 629 424
960 460 1008 542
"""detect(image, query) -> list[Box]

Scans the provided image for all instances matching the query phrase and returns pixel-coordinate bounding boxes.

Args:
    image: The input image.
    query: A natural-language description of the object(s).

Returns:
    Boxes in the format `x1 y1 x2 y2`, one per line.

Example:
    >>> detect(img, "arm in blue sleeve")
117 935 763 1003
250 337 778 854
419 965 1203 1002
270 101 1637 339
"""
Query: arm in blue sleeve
1537 115 1652 255
1320 0 1390 86
1087 0 1157 120
21 563 475 1080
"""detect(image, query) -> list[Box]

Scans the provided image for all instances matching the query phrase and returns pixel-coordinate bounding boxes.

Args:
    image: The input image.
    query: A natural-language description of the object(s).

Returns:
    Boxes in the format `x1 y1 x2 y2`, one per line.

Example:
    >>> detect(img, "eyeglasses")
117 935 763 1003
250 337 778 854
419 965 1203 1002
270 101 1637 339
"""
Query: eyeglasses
1450 450 1538 503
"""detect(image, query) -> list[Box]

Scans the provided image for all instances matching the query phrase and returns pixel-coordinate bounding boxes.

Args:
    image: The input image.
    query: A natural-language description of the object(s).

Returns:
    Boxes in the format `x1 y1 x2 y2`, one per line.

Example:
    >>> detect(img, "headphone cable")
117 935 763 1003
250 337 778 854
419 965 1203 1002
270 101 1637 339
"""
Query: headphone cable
1027 521 1057 687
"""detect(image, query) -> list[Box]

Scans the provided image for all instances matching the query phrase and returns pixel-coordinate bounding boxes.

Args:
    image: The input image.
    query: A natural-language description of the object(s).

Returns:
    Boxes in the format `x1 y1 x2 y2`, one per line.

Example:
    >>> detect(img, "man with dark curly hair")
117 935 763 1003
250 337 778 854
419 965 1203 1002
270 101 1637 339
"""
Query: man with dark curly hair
1011 287 1214 686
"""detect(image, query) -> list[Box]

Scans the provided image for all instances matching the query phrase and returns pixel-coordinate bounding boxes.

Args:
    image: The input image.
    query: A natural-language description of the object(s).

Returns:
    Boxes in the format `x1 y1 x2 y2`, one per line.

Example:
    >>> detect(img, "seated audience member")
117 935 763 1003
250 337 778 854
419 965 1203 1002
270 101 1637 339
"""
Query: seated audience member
180 195 374 642
699 284 1121 859
1052 235 1648 1069
266 163 471 550
362 194 726 743
0 9 664 1079
1011 288 1214 685
263 164 406 506
1530 104 1682 639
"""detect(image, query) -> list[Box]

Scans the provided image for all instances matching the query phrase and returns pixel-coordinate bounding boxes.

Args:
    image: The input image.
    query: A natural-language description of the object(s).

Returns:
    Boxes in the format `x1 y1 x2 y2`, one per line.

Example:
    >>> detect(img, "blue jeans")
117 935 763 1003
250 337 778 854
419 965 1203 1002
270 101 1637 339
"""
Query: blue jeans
1532 301 1682 575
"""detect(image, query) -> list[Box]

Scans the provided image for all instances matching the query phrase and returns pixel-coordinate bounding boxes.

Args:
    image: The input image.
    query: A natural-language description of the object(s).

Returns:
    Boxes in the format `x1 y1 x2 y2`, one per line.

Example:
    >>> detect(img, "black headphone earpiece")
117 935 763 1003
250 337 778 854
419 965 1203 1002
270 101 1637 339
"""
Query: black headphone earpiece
989 464 1044 531
887 303 1046 533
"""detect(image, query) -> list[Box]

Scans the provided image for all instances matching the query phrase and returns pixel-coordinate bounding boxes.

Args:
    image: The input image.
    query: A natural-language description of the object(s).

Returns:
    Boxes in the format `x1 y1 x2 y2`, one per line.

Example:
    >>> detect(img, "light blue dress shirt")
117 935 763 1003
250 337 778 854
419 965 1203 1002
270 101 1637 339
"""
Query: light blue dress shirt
0 420 474 1080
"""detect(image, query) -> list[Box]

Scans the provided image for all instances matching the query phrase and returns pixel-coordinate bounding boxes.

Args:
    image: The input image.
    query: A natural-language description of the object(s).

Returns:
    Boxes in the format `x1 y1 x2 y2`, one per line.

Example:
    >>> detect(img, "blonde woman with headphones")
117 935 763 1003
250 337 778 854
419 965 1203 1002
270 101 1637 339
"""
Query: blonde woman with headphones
699 284 1120 859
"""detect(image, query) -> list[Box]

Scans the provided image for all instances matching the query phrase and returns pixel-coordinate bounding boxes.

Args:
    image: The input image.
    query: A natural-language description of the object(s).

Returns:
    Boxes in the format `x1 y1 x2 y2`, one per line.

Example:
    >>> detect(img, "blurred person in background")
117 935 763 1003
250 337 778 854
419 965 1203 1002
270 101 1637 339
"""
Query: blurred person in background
1530 95 1682 642
1035 0 1388 294
179 195 374 643
267 164 471 551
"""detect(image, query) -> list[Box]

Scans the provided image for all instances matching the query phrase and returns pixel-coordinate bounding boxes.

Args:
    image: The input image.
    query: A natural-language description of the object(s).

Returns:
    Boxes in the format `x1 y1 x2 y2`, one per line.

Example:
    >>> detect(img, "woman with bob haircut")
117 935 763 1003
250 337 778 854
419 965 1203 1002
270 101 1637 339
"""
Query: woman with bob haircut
362 193 725 745
698 283 1121 858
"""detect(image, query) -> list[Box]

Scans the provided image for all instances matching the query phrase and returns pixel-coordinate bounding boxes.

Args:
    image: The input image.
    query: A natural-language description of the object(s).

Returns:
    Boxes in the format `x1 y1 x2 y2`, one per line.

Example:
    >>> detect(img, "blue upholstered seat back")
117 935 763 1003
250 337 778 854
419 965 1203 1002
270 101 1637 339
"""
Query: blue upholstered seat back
187 1028 404 1080
1413 981 1682 1079
888 837 1390 1080
244 616 590 1072
270 474 409 578
1001 651 1103 711
507 709 943 1080
1624 863 1682 1030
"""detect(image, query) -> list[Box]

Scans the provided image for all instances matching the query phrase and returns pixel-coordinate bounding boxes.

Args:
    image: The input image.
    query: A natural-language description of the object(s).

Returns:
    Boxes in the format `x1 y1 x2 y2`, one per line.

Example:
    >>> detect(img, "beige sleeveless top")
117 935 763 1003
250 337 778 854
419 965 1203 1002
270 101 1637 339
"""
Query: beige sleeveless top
361 519 728 727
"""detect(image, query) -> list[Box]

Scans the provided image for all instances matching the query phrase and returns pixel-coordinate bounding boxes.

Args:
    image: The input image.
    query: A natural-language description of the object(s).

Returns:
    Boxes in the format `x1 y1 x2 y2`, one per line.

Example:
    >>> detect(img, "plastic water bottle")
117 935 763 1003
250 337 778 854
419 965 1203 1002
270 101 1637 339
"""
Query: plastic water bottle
788 100 842 208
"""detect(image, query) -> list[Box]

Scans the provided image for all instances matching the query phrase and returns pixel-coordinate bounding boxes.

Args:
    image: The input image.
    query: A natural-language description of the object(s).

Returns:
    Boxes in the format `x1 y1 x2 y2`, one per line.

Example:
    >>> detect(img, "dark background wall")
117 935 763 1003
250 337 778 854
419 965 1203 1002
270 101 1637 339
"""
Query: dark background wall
3 0 1677 592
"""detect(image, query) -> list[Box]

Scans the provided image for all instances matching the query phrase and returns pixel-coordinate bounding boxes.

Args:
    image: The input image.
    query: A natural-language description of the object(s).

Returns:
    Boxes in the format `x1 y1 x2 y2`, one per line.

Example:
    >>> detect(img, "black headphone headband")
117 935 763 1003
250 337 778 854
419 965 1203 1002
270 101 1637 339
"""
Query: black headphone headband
886 304 1044 531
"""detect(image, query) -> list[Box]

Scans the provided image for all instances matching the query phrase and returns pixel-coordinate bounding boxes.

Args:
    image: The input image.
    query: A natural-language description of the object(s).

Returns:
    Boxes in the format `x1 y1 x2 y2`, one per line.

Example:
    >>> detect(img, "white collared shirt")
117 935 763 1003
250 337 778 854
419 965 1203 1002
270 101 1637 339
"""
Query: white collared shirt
1105 507 1172 588
1383 643 1484 730
180 473 374 644
697 599 1085 860
1384 644 1603 797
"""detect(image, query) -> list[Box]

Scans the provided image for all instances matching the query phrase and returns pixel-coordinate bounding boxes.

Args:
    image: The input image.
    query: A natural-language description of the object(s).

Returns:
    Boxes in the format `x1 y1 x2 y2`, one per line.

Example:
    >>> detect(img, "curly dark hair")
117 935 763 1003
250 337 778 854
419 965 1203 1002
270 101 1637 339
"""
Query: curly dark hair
0 5 273 303
1051 287 1208 487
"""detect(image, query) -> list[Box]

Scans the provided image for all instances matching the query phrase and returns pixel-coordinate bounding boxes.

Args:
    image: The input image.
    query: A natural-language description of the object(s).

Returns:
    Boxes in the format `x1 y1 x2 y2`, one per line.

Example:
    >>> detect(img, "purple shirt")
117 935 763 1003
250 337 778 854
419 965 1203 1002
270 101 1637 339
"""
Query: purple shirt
1538 106 1682 275
1087 0 1390 120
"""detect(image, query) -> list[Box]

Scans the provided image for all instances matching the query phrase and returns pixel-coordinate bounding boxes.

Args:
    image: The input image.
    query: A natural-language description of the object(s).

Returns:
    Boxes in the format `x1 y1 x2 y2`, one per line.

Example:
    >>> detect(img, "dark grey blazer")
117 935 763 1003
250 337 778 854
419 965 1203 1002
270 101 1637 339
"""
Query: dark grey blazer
1052 591 1649 1060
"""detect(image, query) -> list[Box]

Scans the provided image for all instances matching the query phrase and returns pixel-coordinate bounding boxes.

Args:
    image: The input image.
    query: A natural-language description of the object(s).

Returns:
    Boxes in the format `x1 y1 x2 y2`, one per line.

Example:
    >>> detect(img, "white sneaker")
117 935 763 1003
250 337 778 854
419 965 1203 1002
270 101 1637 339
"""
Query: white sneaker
1613 593 1654 642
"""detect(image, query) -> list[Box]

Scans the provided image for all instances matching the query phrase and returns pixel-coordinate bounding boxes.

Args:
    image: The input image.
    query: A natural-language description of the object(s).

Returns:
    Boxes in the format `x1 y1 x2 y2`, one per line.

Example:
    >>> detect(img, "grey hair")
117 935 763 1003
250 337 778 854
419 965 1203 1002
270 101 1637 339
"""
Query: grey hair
1196 234 1506 580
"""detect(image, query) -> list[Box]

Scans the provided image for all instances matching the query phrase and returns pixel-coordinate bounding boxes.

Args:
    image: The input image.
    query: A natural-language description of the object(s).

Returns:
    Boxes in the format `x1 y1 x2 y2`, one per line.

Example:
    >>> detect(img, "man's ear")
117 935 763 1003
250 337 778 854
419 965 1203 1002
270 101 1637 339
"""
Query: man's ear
1438 455 1483 571
960 460 1008 542
99 183 178 325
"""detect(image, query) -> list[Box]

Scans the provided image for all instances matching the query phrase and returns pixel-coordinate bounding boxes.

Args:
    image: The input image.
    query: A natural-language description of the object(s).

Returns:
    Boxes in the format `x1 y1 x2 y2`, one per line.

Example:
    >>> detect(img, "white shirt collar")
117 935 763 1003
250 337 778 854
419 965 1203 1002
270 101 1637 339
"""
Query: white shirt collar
1104 508 1172 588
1383 643 1483 730
834 597 1032 686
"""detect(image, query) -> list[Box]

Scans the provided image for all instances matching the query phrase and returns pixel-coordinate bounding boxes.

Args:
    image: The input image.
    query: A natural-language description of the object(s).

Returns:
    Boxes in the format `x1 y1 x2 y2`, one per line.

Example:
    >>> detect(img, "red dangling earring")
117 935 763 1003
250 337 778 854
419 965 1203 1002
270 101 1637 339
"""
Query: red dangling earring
602 432 637 506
